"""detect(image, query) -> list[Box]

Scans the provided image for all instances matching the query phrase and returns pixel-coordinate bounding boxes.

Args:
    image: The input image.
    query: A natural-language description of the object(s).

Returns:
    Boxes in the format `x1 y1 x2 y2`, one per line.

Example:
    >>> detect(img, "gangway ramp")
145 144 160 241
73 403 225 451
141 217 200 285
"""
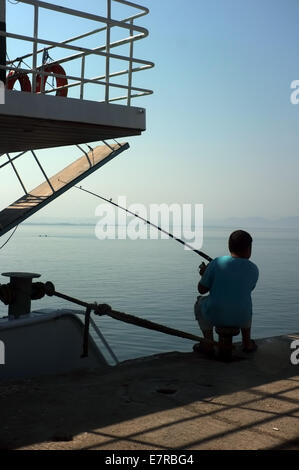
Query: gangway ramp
0 142 128 237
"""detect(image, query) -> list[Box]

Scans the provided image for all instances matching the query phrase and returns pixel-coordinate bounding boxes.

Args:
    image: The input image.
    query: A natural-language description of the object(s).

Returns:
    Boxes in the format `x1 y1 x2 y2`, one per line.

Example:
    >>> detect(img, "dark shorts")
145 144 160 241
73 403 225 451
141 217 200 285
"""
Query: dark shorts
194 295 252 331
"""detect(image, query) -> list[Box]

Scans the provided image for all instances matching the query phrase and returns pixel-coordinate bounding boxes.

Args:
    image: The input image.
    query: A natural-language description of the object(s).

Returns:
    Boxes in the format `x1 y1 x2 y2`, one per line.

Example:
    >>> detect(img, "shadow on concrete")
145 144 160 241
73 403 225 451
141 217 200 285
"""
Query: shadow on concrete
0 333 299 450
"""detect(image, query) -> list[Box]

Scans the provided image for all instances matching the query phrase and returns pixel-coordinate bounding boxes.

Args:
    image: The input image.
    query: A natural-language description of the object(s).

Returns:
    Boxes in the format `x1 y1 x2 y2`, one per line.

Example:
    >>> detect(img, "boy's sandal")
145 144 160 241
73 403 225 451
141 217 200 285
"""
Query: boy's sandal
242 340 258 353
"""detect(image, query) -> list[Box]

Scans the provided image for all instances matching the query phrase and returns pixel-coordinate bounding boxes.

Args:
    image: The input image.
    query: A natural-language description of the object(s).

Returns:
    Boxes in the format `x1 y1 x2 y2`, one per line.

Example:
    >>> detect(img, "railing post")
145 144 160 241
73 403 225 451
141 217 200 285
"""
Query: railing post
31 150 55 193
127 18 134 106
105 0 111 103
80 55 85 99
0 0 6 85
7 153 28 194
32 4 39 93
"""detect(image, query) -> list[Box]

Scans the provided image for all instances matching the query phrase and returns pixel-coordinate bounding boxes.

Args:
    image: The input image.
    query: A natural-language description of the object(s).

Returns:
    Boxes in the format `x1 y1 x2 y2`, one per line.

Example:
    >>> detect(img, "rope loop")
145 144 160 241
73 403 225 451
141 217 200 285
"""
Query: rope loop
95 303 112 316
31 282 46 300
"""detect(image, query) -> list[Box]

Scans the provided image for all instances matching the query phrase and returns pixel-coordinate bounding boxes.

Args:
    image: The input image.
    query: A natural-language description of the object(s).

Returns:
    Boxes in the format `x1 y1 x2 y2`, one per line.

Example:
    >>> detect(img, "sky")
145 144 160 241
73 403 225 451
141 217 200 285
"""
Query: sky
2 0 299 220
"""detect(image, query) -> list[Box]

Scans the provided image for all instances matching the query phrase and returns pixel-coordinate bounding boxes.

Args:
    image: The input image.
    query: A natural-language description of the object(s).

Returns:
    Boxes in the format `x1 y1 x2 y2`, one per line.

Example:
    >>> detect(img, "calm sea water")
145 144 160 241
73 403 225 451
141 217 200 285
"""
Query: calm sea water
0 224 298 362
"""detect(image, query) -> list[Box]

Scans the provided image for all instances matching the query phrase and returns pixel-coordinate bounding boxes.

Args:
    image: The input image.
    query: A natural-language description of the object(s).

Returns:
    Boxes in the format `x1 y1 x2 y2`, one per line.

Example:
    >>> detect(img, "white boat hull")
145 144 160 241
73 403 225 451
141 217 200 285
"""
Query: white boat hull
0 310 108 380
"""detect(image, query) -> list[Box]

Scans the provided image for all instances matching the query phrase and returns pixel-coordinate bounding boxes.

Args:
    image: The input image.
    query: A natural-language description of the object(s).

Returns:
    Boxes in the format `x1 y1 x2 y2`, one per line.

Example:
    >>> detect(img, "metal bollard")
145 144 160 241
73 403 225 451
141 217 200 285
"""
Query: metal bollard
2 272 41 319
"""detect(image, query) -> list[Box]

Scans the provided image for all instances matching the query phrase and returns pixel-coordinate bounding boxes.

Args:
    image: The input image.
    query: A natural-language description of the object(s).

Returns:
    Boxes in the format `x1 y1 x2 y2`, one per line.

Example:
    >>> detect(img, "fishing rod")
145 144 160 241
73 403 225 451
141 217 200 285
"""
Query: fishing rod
73 184 213 263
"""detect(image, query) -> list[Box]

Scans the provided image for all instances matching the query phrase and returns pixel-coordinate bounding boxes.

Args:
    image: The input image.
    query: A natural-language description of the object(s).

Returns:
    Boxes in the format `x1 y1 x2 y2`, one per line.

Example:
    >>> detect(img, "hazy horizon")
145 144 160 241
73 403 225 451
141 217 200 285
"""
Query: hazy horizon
24 214 299 229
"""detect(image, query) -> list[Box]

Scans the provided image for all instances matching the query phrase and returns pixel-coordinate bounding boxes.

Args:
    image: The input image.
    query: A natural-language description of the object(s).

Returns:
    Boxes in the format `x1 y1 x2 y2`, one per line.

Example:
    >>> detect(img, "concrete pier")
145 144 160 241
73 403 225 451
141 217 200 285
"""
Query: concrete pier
0 332 298 450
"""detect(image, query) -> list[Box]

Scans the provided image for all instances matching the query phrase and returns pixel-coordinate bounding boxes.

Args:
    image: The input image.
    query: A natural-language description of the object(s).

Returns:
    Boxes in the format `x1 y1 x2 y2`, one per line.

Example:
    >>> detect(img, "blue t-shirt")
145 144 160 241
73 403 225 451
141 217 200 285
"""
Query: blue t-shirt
200 256 259 327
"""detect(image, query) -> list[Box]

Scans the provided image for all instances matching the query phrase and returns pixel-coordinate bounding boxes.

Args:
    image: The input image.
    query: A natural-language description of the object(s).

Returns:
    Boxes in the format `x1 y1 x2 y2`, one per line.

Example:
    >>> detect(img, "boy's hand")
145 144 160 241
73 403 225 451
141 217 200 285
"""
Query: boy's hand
199 262 207 276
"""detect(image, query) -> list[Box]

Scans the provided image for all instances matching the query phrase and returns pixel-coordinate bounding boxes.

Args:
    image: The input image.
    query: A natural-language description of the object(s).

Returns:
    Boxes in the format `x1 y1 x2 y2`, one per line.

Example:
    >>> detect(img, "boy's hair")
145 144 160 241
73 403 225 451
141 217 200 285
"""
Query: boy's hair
229 230 252 255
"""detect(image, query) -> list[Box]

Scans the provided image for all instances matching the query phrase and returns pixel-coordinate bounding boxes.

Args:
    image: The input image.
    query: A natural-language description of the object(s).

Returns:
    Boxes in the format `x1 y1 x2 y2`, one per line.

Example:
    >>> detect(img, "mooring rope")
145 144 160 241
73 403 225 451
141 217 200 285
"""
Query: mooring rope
42 281 218 347
0 280 230 361
96 307 218 345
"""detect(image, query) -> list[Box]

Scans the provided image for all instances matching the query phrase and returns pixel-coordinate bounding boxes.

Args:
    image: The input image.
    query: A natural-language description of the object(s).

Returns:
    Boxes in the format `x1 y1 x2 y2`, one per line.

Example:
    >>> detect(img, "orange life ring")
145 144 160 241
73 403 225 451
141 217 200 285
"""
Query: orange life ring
36 64 68 97
6 70 32 92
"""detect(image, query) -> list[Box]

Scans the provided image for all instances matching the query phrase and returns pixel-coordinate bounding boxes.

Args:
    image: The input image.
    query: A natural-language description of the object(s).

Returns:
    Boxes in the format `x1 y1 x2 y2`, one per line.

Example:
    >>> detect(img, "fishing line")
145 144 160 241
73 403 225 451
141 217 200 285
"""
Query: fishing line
0 225 18 250
73 184 213 263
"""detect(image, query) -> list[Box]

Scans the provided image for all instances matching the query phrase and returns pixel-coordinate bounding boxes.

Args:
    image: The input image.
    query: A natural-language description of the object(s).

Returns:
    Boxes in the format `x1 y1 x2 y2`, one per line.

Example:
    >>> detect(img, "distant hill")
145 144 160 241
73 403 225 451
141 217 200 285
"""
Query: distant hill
205 217 299 228
24 217 95 226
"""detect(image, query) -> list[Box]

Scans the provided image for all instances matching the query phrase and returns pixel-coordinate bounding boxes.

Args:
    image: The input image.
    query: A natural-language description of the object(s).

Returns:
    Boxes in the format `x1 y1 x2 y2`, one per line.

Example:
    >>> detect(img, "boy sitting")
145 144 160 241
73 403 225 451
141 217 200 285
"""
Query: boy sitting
194 230 259 354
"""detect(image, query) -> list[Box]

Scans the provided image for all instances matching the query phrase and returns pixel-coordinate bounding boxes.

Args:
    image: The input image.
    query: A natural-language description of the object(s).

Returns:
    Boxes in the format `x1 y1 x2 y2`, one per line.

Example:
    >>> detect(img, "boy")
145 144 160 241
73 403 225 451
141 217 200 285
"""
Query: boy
194 230 259 353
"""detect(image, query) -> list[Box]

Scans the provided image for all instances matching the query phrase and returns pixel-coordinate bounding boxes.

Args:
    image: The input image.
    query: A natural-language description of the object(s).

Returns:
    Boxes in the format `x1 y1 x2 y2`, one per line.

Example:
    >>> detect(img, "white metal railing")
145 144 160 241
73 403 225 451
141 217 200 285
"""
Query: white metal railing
0 0 154 105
